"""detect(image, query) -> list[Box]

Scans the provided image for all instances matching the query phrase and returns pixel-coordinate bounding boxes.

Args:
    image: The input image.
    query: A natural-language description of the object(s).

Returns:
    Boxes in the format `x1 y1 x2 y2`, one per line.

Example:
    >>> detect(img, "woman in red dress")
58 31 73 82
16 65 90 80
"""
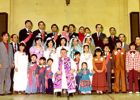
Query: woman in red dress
92 47 108 94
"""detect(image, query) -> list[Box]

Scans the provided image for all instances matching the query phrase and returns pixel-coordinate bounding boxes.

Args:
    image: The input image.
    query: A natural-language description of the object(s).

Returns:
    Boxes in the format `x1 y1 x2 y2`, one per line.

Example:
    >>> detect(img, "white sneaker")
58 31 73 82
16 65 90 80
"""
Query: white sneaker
135 92 139 94
86 91 91 94
63 90 67 94
96 90 99 94
81 92 86 94
129 91 132 94
87 91 91 94
100 91 103 94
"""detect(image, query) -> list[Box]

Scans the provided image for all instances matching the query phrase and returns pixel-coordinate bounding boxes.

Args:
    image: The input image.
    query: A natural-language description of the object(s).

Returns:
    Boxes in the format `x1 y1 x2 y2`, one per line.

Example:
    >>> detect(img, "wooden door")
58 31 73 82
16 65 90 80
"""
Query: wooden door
130 12 140 42
0 12 8 41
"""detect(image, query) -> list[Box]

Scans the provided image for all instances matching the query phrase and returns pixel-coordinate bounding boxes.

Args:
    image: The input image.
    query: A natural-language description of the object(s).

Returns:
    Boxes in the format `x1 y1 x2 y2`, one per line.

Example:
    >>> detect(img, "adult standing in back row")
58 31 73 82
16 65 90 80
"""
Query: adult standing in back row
47 24 60 47
33 21 48 44
19 20 34 54
92 24 106 48
108 27 118 52
69 24 78 39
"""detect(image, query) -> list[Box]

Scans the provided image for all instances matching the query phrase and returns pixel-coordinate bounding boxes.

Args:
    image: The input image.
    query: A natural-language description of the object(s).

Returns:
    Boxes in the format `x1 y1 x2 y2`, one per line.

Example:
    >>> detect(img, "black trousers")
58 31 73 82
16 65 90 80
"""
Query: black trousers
10 68 14 92
46 79 54 94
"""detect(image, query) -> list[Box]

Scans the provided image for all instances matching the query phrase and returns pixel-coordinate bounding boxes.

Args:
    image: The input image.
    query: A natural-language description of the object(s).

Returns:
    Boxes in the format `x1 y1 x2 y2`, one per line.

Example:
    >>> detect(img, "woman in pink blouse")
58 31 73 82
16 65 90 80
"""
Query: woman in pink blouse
29 37 44 62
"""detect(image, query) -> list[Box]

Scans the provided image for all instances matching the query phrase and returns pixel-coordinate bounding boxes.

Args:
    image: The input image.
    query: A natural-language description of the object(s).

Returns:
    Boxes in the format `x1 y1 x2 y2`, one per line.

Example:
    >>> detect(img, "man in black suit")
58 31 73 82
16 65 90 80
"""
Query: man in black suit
48 24 61 47
10 34 19 93
108 27 118 52
19 20 33 54
92 24 106 48
33 21 48 43
69 24 78 39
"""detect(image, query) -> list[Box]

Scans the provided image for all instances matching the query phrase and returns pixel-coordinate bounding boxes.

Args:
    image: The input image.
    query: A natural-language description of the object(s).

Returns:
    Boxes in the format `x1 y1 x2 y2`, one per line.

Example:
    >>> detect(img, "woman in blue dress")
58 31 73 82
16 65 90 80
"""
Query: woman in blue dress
78 62 93 94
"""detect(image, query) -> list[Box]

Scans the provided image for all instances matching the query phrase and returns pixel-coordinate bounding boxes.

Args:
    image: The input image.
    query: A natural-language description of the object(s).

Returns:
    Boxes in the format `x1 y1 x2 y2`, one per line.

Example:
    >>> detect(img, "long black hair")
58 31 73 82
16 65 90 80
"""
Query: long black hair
93 48 103 57
18 43 27 54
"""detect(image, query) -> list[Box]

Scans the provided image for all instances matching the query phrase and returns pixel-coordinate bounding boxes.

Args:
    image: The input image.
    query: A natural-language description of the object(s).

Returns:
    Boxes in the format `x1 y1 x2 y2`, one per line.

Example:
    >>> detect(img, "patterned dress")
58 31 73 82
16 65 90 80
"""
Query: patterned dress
78 69 93 93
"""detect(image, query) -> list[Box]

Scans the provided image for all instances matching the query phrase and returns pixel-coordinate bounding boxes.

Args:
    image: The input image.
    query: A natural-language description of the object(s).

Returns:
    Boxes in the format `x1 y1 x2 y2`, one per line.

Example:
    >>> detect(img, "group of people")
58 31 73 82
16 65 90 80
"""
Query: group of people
0 20 140 96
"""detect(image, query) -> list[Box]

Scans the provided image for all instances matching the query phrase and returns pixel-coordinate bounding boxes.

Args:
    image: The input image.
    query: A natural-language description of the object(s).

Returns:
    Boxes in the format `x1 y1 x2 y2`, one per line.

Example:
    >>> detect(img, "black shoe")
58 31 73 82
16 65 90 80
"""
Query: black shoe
25 93 30 95
121 91 127 93
0 94 5 96
107 92 112 94
114 92 119 94
56 92 61 96
68 93 73 97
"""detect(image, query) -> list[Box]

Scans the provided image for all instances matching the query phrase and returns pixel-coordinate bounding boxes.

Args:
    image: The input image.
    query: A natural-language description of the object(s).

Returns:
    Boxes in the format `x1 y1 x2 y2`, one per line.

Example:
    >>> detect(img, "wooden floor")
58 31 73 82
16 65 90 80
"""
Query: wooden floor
0 93 140 100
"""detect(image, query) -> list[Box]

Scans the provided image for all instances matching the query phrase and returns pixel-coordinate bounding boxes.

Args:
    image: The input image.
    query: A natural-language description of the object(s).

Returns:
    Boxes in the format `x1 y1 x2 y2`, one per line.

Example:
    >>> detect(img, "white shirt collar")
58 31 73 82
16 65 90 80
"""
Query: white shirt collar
39 29 45 33
122 42 125 48
11 42 17 46
25 28 28 32
105 52 109 55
